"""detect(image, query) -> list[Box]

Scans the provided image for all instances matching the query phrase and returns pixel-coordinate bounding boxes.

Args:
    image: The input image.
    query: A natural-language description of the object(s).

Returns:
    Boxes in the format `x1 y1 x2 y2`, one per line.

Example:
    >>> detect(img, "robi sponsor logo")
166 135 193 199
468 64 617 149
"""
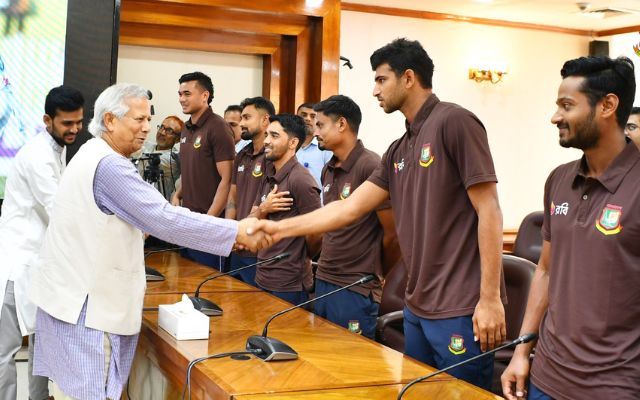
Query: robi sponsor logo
549 201 569 216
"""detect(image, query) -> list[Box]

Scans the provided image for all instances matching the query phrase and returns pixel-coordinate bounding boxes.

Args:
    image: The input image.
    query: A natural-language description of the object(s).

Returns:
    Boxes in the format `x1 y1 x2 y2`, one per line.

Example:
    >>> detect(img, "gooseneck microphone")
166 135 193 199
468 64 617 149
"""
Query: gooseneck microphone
246 274 376 361
397 333 538 400
189 252 290 317
144 247 184 281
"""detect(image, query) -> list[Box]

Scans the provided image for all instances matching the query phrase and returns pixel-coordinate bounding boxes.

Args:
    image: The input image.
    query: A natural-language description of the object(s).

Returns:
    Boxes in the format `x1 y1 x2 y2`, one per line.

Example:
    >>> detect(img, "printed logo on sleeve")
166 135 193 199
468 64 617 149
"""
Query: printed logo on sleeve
595 204 623 235
323 184 331 193
549 201 569 216
418 143 434 168
237 164 245 173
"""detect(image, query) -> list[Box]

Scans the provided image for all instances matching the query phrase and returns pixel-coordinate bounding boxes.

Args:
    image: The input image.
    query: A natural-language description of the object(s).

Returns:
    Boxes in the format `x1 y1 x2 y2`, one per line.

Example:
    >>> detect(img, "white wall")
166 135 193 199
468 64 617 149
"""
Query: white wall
117 45 262 143
339 11 589 228
116 15 599 228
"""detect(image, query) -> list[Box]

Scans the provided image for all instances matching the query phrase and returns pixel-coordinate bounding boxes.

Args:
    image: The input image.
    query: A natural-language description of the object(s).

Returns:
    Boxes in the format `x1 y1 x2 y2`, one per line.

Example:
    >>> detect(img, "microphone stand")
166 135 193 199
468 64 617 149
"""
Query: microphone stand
144 246 184 281
397 333 538 400
189 252 290 317
246 274 376 361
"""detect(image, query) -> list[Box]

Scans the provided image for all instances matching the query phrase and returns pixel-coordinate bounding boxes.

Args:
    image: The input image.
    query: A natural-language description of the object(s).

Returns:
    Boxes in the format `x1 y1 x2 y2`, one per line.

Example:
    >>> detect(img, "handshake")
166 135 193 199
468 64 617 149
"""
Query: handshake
234 217 281 253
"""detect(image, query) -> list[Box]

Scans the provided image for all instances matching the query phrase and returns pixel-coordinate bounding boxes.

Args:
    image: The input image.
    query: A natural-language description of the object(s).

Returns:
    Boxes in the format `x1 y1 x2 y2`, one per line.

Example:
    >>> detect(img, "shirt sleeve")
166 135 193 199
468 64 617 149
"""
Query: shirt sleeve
23 152 60 219
93 154 238 256
211 118 235 163
367 149 390 192
294 175 321 215
441 108 497 189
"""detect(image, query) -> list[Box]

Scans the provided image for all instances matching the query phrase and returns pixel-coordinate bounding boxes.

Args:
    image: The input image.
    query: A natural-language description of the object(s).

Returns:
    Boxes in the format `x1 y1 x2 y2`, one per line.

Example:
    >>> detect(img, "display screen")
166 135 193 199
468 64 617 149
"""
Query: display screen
0 0 67 197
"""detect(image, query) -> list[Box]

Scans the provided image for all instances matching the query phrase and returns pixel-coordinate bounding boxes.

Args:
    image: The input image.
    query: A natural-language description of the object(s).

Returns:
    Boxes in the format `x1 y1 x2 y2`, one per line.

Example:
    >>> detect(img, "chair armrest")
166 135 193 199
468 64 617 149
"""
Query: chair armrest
376 310 404 342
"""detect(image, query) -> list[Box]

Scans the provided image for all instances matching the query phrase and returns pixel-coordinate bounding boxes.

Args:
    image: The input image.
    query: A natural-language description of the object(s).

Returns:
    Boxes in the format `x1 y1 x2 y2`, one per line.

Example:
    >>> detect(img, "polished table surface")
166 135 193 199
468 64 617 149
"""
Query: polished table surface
140 292 448 400
145 252 261 295
232 381 503 399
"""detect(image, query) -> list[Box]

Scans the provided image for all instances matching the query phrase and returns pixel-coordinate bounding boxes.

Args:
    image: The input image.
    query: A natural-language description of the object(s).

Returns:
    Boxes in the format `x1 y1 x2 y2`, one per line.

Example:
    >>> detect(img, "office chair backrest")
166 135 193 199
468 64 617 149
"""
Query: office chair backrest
512 211 544 264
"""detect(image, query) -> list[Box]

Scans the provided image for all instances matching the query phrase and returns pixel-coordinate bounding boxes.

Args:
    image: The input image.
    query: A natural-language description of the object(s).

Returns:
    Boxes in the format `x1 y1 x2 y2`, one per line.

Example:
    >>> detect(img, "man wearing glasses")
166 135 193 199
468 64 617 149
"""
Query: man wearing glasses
626 106 639 150
138 116 183 200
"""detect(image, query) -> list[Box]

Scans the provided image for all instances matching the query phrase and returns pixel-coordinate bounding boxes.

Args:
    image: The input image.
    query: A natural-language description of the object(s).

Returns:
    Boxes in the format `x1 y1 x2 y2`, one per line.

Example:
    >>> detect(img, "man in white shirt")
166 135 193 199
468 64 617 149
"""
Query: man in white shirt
295 103 332 189
0 85 84 400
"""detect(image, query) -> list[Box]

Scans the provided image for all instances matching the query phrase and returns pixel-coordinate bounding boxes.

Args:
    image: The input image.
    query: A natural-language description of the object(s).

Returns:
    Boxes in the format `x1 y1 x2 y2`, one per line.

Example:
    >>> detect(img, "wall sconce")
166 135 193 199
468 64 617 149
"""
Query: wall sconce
468 68 508 84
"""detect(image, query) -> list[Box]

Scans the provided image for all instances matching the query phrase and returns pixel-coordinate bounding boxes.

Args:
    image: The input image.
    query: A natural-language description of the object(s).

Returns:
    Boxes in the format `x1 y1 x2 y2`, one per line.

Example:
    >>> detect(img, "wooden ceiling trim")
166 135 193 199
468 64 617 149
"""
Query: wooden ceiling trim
120 22 280 55
121 1 309 36
145 0 333 17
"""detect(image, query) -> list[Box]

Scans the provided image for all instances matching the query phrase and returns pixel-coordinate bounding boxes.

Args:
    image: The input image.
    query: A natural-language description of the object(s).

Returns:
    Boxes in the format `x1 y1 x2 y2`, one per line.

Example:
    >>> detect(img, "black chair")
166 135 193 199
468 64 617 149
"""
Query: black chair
491 254 536 395
375 261 407 353
512 211 544 264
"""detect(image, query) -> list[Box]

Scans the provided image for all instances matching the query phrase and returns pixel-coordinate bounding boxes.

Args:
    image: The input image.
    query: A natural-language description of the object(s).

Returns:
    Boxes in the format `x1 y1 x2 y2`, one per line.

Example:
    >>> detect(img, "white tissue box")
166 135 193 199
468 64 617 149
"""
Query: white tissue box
158 296 210 340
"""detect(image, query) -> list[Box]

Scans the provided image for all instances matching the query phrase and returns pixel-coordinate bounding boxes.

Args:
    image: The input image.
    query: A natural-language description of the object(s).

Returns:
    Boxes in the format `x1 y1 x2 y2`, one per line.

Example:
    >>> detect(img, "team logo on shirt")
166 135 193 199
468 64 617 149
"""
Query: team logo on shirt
595 204 623 235
549 201 569 216
448 334 466 355
340 183 352 199
419 143 434 168
181 137 186 144
193 135 202 149
323 184 331 193
238 164 245 173
394 158 405 174
252 162 263 177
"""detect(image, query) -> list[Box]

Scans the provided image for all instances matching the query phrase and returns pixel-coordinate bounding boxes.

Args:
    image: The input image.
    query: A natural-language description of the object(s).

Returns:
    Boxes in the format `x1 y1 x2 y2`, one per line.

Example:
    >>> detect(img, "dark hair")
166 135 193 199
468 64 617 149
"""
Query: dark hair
241 96 276 116
370 38 434 89
44 86 84 118
296 102 315 113
179 71 214 104
560 56 636 130
313 95 362 134
631 106 640 116
224 104 242 114
269 113 306 151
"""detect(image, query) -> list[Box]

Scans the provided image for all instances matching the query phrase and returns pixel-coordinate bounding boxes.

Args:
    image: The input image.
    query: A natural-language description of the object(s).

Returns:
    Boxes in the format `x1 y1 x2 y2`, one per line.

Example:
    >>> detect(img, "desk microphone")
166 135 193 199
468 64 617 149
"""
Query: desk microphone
246 274 376 361
189 252 290 317
397 333 538 400
144 247 184 281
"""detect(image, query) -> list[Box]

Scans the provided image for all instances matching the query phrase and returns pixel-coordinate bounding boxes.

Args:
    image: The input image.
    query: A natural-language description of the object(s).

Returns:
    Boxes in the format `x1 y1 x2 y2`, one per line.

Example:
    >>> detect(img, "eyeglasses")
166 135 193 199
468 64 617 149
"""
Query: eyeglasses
625 123 638 133
157 124 177 136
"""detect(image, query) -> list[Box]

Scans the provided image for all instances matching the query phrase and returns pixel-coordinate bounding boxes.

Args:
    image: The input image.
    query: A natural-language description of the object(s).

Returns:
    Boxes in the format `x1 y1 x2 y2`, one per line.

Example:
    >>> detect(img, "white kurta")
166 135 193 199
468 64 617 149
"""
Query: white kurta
0 130 65 335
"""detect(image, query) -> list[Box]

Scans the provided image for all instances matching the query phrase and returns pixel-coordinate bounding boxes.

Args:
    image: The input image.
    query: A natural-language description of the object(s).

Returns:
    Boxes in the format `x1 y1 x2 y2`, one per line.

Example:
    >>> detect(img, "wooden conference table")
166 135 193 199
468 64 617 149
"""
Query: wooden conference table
130 253 502 400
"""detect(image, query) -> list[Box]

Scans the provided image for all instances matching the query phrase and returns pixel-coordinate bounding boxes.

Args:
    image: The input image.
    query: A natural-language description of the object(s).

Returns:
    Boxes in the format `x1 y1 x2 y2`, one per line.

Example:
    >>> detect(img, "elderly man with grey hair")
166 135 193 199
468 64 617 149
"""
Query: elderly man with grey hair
28 83 270 399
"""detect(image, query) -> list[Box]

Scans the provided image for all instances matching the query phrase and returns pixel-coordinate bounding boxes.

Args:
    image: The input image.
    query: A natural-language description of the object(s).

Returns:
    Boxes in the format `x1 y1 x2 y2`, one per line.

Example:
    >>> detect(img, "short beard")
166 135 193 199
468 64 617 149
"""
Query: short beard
241 129 256 141
559 108 599 150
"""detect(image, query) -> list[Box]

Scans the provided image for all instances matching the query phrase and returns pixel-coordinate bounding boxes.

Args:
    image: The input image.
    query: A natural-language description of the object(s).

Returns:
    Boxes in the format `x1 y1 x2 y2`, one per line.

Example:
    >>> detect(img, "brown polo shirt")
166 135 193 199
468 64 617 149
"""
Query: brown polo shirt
368 94 505 319
317 140 389 301
530 142 640 399
179 107 235 215
255 156 321 292
231 142 267 257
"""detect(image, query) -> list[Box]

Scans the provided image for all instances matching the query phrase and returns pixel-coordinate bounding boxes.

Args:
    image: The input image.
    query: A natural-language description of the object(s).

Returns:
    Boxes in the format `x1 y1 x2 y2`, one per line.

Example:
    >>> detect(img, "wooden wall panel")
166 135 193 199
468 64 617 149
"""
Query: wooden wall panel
119 0 341 111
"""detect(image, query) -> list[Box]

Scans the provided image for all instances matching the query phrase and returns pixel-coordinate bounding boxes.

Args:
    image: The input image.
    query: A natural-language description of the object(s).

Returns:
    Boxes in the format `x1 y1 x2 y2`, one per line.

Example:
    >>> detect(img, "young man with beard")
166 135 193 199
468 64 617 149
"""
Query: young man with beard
0 85 84 400
312 94 400 339
250 114 320 304
225 97 275 286
501 56 638 400
249 38 506 390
